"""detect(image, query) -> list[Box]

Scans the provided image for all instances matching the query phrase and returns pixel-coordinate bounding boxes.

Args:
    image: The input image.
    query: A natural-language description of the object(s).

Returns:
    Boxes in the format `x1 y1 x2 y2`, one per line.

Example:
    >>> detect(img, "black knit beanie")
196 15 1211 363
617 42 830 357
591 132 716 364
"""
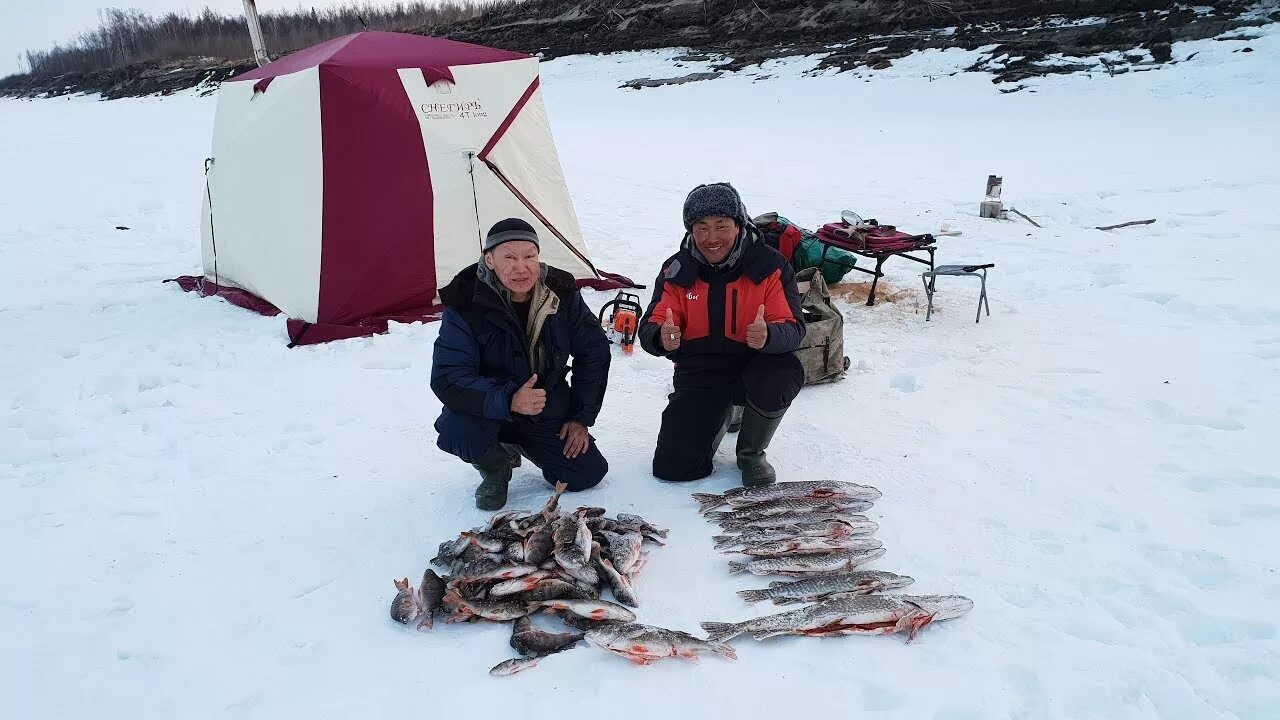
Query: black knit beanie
484 218 540 252
682 183 746 230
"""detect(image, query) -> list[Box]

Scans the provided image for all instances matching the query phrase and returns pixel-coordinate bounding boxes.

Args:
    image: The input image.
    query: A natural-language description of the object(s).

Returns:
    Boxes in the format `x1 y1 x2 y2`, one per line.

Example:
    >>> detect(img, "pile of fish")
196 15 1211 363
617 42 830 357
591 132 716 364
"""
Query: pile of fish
389 483 736 674
697 481 974 641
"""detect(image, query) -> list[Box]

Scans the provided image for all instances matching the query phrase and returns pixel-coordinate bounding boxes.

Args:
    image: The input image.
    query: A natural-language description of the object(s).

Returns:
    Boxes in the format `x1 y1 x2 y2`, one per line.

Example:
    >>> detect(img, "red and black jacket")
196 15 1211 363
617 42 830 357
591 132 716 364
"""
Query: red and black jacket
639 236 805 359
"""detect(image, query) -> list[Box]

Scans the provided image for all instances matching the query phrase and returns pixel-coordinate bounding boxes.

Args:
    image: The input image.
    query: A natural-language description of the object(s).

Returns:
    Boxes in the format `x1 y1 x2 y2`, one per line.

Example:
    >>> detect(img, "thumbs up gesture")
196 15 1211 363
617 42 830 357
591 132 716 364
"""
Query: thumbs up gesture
511 374 546 415
660 308 682 352
746 305 769 349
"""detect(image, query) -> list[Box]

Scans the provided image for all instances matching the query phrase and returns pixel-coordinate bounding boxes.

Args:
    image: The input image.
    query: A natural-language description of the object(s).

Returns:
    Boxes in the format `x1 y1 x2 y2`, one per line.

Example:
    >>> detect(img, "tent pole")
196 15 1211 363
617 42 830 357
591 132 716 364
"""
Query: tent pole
481 158 602 279
467 152 485 250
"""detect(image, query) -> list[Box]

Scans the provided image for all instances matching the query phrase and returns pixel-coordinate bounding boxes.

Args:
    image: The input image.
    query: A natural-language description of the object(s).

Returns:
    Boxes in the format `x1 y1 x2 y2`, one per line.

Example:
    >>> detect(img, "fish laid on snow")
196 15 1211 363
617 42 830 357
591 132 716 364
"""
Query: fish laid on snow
549 514 598 585
538 481 568 518
600 530 645 576
736 570 915 605
443 590 535 622
510 615 584 658
595 549 640 608
489 625 582 676
523 522 555 566
554 547 600 587
693 481 882 513
448 555 500 580
708 498 874 524
712 518 879 549
431 536 470 567
511 578 598 602
390 577 424 626
489 570 556 597
614 513 669 539
585 622 736 665
456 562 540 583
727 547 887 576
717 511 870 531
488 657 542 676
530 598 636 623
391 570 450 630
701 594 973 642
417 569 447 628
726 535 883 558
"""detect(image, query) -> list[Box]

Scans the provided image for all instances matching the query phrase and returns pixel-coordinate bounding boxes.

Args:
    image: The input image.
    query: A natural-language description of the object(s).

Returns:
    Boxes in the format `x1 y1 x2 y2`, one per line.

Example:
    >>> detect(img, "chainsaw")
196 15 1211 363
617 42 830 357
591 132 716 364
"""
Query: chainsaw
597 291 643 353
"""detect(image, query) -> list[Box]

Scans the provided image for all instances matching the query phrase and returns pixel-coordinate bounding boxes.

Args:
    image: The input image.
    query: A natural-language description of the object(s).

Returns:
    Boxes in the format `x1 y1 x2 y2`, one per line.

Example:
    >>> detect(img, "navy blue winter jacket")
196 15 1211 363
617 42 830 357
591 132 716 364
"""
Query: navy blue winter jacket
431 263 610 430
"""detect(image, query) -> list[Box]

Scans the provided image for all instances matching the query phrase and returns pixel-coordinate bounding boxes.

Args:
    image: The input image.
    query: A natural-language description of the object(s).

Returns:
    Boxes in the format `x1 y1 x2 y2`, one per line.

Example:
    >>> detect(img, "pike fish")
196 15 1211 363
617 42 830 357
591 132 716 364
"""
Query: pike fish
693 481 882 513
736 570 915 605
727 547 886 576
717 511 871 531
726 535 883 558
708 498 874 524
701 594 973 642
712 518 879 549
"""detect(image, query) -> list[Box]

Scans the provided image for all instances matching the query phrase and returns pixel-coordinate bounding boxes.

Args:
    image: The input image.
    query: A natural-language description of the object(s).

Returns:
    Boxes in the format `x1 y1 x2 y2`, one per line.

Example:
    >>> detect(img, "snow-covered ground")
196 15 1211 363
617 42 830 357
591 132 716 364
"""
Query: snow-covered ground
3 24 1278 720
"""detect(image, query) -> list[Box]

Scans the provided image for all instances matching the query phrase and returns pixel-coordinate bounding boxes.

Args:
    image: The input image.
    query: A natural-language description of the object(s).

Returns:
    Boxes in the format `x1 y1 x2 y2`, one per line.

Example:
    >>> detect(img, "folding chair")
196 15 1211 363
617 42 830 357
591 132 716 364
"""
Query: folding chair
921 264 994 323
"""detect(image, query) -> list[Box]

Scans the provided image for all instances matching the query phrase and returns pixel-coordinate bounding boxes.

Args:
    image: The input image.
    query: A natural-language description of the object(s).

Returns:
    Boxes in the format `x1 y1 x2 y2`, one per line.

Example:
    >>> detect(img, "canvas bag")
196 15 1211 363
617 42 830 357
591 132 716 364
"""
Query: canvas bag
793 267 849 385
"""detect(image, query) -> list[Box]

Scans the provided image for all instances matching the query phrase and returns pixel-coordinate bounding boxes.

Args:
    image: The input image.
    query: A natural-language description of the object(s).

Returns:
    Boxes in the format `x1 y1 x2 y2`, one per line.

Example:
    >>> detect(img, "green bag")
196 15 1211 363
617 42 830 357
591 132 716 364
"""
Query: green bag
755 212 858 286
793 234 858 286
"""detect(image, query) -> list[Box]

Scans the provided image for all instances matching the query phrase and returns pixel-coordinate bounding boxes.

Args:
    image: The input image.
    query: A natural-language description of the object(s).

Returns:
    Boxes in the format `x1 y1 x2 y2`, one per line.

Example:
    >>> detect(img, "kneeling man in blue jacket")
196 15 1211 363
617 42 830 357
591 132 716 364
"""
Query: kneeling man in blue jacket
431 218 611 510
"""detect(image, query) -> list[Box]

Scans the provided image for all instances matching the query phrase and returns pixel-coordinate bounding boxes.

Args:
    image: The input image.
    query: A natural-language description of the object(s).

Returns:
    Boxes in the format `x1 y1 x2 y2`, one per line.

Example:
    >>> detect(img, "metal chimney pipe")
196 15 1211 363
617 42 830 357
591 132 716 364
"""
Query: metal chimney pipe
242 0 270 67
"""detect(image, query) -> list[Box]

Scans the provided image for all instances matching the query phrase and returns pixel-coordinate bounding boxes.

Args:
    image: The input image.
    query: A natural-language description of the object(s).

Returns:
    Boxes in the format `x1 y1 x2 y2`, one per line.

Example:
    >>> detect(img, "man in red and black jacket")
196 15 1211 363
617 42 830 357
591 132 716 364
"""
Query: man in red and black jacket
639 183 806 486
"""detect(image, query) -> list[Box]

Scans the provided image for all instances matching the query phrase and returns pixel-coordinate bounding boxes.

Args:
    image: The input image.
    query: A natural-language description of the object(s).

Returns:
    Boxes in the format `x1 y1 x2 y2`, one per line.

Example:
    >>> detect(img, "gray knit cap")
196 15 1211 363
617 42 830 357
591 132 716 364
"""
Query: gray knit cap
483 217 540 252
682 182 748 230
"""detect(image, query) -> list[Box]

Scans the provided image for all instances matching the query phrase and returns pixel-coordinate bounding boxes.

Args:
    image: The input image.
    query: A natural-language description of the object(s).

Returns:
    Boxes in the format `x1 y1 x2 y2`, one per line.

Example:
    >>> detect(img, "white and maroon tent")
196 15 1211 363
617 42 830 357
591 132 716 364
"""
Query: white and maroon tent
172 31 632 345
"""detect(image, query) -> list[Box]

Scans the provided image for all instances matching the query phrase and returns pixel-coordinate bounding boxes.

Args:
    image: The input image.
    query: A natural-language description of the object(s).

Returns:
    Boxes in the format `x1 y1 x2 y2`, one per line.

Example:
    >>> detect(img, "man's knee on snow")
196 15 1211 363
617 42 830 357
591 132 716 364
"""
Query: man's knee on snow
435 413 503 464
652 444 712 482
549 451 608 492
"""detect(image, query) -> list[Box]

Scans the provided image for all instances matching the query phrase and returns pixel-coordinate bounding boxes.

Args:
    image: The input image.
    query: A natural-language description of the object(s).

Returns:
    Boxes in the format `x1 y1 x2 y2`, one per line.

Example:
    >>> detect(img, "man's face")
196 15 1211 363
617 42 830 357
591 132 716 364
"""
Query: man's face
484 240 539 296
692 216 739 265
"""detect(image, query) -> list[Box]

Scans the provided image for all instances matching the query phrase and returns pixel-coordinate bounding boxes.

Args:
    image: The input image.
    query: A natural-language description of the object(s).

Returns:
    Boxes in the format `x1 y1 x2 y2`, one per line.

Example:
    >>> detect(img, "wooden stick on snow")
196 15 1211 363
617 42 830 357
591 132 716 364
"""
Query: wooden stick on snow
1009 208 1043 228
1095 219 1156 231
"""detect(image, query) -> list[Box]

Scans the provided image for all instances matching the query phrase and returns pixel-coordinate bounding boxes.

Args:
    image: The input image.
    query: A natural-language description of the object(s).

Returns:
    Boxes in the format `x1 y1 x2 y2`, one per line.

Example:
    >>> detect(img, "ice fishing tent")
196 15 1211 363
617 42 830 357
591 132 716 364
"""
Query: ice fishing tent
172 31 632 345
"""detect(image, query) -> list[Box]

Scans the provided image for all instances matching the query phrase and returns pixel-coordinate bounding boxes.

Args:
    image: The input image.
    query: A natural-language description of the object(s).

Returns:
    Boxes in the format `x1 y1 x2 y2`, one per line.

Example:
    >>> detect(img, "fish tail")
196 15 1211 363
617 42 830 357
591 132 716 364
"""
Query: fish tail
708 641 738 660
700 621 742 643
692 493 726 513
735 588 773 604
712 535 741 550
727 561 748 575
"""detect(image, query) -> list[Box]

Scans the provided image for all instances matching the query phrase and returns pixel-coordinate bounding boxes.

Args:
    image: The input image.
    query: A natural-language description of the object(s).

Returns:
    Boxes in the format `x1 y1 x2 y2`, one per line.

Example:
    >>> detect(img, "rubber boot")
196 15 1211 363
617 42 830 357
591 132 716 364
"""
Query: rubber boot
735 404 786 488
500 442 523 468
710 405 733 455
727 404 744 433
473 444 514 511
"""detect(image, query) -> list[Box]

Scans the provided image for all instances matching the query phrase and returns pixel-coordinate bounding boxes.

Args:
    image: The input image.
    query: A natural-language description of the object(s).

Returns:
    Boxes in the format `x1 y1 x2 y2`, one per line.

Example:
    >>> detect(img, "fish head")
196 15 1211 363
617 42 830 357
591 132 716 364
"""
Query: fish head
879 572 916 589
901 595 974 622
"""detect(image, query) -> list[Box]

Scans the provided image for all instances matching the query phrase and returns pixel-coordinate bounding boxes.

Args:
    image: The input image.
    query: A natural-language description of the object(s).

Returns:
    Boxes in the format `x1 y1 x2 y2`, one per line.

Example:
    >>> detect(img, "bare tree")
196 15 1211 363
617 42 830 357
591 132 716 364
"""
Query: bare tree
15 1 519 77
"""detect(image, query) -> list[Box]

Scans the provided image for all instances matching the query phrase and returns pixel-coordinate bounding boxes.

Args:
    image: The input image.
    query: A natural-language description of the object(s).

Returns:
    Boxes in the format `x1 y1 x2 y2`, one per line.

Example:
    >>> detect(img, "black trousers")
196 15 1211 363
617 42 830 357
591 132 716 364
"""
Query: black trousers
652 352 803 482
437 413 607 492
